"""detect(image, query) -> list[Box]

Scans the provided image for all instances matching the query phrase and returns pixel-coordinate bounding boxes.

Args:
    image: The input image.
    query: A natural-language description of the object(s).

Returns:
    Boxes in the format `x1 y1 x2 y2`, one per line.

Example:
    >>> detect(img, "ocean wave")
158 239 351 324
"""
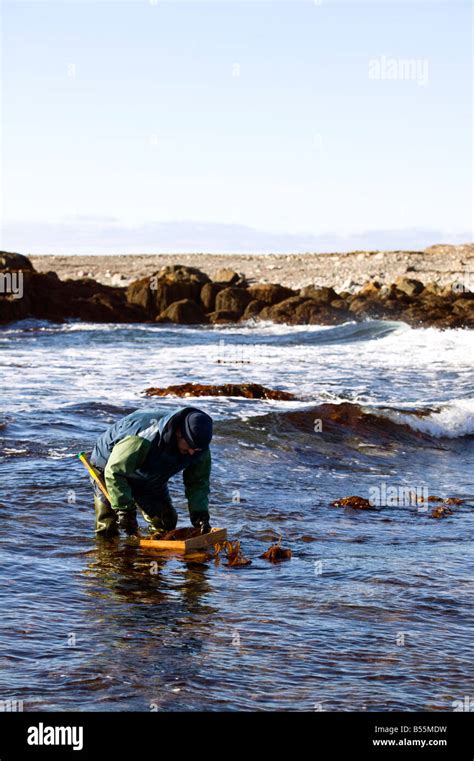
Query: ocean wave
1 317 405 345
235 318 406 343
378 399 474 439
222 399 474 446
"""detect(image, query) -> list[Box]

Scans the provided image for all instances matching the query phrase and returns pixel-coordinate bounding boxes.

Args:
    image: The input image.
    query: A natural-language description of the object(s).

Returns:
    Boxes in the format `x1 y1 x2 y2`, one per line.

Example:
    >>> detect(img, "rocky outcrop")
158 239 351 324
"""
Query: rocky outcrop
155 299 208 325
214 268 247 286
241 299 266 320
247 283 295 305
259 296 314 324
0 258 146 324
127 264 210 318
1 252 473 329
214 286 252 317
200 282 226 312
144 382 296 400
207 309 241 324
299 285 338 303
0 251 34 271
394 276 425 297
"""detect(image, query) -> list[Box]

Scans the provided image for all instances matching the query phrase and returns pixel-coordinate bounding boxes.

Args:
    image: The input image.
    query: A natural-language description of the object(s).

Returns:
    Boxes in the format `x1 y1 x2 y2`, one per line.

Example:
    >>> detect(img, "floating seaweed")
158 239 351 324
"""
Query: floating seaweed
417 495 465 506
430 505 454 519
212 540 252 567
260 536 292 563
330 496 373 510
144 382 296 401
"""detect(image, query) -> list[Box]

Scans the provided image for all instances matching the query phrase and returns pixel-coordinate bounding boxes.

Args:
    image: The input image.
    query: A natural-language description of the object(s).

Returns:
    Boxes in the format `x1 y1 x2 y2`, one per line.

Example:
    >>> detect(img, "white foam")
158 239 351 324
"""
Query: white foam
47 448 72 459
380 399 474 438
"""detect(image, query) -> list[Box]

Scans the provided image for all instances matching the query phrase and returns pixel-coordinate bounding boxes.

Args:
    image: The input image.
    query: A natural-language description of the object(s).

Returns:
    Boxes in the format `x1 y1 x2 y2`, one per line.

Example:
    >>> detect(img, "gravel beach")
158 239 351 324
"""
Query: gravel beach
30 243 474 291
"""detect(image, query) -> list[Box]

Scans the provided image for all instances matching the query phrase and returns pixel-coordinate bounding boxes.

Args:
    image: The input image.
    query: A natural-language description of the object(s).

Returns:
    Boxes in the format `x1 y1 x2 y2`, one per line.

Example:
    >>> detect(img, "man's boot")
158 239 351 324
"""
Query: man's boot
141 503 178 536
94 496 120 537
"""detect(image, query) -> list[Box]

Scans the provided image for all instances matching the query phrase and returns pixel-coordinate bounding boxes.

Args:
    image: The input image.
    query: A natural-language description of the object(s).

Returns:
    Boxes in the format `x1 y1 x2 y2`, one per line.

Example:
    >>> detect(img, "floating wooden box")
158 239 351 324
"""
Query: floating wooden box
139 527 227 552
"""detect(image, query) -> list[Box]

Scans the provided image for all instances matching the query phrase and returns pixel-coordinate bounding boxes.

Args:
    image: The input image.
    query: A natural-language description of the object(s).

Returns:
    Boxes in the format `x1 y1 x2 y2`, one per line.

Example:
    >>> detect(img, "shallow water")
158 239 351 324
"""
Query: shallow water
0 318 473 711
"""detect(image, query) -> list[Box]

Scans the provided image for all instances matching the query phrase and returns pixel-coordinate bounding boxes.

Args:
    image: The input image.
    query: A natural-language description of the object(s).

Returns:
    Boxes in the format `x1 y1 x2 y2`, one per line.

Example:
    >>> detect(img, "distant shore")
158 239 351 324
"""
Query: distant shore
30 243 474 291
2 245 472 329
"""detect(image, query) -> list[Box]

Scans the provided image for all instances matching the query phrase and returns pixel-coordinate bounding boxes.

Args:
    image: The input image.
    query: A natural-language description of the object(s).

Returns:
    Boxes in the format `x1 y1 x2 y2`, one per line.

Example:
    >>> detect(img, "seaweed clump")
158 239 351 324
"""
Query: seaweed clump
430 506 454 519
259 537 292 563
330 496 373 510
144 382 295 401
212 540 252 567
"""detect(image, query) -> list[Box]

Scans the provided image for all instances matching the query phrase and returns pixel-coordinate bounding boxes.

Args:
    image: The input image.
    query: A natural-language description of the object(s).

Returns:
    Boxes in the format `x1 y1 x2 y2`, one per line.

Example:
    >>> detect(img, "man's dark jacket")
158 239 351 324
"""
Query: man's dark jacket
90 406 211 520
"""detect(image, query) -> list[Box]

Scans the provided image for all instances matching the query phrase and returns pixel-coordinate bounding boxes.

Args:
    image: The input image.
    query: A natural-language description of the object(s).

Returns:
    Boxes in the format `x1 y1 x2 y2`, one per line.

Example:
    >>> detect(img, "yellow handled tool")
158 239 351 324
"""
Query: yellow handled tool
78 452 111 501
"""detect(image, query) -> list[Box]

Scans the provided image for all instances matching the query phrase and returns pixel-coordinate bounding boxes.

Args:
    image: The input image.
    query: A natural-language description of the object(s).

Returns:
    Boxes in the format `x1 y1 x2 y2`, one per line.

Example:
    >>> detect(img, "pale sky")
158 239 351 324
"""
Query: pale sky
1 0 472 253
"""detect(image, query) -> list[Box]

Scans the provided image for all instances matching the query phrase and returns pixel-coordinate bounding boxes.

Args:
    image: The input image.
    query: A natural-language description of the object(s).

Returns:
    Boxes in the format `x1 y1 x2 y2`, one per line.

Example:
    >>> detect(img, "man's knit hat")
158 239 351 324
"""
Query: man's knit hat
182 409 213 450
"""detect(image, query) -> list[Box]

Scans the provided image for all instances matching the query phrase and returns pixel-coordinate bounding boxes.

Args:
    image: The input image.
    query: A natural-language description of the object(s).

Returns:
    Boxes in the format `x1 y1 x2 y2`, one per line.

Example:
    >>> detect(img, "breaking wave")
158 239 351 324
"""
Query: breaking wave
378 399 474 439
226 399 474 445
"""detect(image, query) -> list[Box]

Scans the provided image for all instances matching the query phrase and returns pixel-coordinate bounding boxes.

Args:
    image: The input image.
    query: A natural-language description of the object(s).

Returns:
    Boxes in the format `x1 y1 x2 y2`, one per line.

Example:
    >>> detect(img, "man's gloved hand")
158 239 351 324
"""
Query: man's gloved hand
192 513 211 535
116 509 139 536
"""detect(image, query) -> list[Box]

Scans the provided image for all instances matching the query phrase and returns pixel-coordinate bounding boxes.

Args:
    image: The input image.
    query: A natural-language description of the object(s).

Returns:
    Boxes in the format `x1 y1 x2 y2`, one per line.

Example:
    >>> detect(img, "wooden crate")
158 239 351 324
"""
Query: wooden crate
139 527 227 552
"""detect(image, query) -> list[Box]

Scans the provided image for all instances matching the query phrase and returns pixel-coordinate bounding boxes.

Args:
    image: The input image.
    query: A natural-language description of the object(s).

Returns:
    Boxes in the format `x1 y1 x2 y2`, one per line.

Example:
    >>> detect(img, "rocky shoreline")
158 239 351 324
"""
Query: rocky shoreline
1 248 473 329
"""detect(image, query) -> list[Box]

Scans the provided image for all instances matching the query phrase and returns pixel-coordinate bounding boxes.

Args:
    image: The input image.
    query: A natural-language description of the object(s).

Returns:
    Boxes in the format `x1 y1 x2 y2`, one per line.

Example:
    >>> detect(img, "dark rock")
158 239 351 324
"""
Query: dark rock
454 289 474 300
299 285 338 303
247 283 295 305
394 276 425 297
69 292 144 323
214 268 247 286
431 314 466 329
127 264 210 318
439 284 459 298
294 300 351 325
126 276 156 316
240 299 266 320
0 251 35 271
330 298 349 310
156 299 208 325
419 292 448 310
377 284 411 303
423 282 443 296
348 298 387 319
452 299 474 317
259 296 314 324
0 270 147 324
215 286 252 316
207 309 241 324
200 281 226 312
357 281 382 297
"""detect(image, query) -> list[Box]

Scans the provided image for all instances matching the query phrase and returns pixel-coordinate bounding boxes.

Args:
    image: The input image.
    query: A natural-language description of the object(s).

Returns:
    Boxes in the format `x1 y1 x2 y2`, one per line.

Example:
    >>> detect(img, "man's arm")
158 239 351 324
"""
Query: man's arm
183 448 211 525
104 436 151 510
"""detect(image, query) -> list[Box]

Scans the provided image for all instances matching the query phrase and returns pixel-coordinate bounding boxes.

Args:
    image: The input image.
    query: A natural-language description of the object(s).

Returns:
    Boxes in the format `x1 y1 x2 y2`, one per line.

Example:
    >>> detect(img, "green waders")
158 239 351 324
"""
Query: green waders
94 495 120 537
91 474 178 537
